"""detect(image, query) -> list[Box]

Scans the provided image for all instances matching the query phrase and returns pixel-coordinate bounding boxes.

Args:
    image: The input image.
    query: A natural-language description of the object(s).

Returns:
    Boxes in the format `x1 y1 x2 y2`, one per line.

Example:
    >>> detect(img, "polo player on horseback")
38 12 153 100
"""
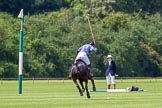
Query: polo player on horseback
70 42 97 78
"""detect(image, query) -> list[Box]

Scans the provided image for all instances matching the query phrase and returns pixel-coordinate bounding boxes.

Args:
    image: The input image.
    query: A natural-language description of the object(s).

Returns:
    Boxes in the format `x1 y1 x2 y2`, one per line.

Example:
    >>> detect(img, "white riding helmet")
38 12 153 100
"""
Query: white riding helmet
107 55 112 58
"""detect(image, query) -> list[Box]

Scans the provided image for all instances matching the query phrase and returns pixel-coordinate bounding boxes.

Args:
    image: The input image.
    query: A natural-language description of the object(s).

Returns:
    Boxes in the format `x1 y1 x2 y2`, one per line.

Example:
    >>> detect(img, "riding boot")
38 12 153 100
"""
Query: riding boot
88 64 93 78
112 84 116 89
68 73 72 79
107 85 111 89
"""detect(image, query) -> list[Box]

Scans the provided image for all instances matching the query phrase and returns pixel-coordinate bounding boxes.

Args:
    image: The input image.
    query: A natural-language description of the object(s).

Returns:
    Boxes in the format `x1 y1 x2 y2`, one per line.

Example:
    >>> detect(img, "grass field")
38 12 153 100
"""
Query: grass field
0 78 162 108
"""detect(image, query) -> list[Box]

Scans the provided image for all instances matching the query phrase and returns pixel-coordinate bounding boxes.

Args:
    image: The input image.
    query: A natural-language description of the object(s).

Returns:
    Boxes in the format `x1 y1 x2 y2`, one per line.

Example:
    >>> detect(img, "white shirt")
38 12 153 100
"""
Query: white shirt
109 60 112 66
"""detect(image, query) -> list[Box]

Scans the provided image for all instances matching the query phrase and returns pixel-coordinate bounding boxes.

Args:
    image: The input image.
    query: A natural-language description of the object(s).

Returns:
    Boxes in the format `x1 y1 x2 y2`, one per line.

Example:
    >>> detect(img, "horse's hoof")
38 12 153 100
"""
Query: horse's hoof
87 96 91 99
80 93 83 96
93 87 96 91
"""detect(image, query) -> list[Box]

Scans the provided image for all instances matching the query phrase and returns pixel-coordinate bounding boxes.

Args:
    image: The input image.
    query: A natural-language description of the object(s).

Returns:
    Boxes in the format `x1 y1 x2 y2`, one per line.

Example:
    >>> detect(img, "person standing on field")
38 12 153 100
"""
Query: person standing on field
105 54 116 89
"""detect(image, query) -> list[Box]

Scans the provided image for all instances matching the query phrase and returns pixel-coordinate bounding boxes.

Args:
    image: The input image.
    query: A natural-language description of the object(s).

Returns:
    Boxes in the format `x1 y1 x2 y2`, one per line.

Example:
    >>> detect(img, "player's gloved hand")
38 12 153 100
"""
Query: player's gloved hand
94 48 97 52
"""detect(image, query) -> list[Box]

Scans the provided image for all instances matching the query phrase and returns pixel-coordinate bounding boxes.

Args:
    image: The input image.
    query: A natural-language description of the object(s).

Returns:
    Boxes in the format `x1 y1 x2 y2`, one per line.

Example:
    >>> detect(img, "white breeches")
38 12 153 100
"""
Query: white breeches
74 52 90 65
106 73 115 85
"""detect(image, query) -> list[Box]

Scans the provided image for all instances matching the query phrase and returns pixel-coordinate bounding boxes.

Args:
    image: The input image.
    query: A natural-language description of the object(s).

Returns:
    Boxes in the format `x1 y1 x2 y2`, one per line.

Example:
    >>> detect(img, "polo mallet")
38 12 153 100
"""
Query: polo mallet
86 15 96 46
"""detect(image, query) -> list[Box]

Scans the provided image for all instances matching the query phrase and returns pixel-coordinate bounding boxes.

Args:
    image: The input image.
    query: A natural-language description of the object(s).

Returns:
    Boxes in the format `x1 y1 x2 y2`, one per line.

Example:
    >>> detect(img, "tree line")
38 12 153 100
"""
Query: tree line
1 0 162 15
0 0 162 78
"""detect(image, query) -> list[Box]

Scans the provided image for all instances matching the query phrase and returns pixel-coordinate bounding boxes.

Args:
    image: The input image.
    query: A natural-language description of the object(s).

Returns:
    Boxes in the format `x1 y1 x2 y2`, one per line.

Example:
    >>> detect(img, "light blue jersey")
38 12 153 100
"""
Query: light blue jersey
77 44 96 55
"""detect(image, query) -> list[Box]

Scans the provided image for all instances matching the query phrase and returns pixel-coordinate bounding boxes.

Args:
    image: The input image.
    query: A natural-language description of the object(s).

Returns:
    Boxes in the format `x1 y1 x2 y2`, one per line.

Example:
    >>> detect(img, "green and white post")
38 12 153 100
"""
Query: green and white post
18 9 24 94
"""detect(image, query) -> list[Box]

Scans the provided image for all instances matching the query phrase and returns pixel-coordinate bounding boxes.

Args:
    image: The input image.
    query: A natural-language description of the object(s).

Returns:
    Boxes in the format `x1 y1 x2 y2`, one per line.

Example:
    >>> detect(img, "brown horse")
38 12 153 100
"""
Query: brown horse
70 60 96 98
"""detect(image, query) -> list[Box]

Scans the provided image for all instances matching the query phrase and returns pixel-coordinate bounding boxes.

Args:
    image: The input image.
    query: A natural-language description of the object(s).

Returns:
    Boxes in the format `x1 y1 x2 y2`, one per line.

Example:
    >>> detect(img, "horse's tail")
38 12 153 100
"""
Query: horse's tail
76 62 81 74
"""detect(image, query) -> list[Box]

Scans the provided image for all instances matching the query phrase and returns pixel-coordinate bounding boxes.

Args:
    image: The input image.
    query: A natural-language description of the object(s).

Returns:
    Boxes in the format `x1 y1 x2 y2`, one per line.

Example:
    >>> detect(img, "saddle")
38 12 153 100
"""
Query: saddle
76 59 87 66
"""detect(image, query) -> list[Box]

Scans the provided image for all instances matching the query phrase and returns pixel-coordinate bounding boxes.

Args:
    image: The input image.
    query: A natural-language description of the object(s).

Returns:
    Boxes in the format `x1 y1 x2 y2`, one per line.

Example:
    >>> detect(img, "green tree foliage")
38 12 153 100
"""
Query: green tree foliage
112 0 162 14
0 13 19 77
0 0 71 15
0 1 162 78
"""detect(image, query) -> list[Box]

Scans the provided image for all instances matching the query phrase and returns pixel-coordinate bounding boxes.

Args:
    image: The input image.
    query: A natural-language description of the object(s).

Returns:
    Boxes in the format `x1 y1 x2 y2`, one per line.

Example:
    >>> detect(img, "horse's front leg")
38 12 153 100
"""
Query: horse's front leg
73 79 83 96
90 77 96 91
79 79 85 92
85 80 90 98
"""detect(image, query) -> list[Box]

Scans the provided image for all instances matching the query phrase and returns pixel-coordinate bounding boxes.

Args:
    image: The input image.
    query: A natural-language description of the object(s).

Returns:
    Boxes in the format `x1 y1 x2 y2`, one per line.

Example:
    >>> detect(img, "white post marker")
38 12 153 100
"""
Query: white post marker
18 9 24 94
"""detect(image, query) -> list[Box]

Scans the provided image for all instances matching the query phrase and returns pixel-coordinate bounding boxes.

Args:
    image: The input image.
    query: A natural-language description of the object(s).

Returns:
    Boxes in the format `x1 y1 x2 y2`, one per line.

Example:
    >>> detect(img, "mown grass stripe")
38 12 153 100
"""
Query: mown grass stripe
0 79 161 108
